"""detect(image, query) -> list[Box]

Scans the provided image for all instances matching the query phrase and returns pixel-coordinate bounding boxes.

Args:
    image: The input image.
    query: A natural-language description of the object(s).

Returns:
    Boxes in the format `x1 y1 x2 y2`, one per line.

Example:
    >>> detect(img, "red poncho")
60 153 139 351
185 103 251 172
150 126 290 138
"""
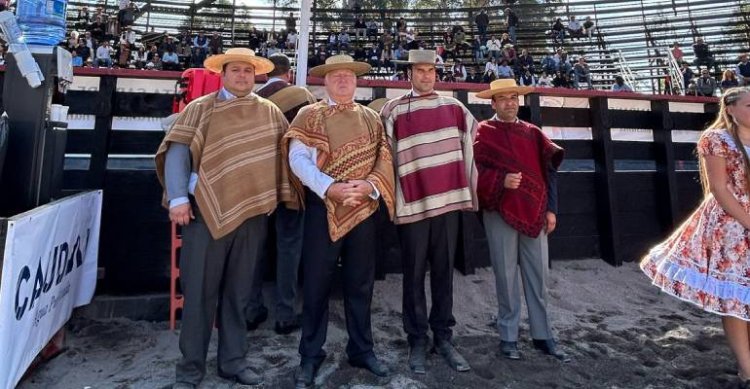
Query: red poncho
475 119 564 237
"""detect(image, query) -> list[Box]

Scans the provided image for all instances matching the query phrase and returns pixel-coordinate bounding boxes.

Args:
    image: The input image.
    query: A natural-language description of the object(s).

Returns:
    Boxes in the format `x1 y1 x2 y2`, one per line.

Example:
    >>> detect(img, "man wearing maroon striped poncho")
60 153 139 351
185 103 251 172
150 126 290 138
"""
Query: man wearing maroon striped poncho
380 49 478 375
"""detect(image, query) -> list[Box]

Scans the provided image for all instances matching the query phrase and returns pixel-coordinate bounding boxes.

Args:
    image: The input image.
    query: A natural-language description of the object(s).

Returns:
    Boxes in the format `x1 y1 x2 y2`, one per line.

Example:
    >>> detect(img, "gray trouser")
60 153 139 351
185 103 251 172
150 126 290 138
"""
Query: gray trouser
483 210 553 342
175 209 268 385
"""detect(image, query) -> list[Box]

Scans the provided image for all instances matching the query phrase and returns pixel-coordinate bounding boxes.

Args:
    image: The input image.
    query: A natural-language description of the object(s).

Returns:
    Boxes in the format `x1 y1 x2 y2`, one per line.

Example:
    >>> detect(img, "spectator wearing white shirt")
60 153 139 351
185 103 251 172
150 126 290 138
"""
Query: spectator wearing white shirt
96 41 114 67
484 57 498 75
567 16 582 40
287 31 298 50
538 72 553 87
486 35 502 61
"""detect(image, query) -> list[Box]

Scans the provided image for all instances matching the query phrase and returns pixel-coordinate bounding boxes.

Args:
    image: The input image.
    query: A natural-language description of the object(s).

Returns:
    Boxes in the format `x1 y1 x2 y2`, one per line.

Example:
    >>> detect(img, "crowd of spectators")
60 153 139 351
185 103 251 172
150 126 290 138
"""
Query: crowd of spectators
0 1 745 97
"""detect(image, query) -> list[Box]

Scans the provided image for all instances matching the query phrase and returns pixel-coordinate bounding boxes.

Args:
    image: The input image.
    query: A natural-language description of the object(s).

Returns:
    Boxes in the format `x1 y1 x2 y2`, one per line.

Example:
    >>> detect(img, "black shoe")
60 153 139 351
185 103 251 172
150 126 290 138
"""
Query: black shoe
408 340 427 374
295 361 320 389
274 316 301 335
500 340 521 360
532 338 571 362
349 355 389 377
218 367 264 385
246 306 268 331
433 341 471 372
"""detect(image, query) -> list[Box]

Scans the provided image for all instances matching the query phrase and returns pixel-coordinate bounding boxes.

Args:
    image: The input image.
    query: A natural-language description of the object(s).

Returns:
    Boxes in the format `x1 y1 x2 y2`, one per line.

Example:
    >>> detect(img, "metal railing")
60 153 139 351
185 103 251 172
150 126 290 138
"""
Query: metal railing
615 50 642 92
665 47 685 95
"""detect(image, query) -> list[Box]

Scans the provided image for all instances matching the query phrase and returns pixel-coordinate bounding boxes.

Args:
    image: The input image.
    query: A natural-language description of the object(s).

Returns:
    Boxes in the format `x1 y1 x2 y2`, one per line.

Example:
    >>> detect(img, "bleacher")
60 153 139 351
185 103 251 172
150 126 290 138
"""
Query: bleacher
62 0 749 94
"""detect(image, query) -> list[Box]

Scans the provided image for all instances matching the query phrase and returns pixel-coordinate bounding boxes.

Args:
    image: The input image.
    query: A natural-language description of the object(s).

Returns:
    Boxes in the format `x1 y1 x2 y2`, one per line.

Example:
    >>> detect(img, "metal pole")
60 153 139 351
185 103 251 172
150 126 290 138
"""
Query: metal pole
231 0 236 46
272 0 277 34
296 0 312 86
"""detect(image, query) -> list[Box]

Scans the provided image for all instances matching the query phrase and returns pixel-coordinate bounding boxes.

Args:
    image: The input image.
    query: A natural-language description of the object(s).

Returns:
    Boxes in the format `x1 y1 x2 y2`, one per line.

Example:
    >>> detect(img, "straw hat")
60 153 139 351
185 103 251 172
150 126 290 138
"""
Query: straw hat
475 79 534 99
309 55 371 78
367 97 389 112
203 48 275 75
392 49 437 65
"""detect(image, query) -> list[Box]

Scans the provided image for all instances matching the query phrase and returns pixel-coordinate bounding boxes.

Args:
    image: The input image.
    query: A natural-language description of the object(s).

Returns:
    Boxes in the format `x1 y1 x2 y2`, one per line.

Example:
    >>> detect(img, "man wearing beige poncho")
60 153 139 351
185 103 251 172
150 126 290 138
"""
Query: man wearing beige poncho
154 48 296 389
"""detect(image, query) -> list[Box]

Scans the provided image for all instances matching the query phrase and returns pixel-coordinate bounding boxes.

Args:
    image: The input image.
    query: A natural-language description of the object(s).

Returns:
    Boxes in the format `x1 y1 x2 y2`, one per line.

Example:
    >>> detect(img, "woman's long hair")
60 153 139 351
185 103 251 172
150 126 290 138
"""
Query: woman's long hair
699 86 750 195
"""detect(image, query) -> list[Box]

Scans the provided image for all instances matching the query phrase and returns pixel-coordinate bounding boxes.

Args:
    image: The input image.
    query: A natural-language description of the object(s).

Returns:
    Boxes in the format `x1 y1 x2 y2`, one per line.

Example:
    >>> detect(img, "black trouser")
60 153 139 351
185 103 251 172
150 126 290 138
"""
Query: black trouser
299 191 376 365
176 207 267 385
399 211 459 346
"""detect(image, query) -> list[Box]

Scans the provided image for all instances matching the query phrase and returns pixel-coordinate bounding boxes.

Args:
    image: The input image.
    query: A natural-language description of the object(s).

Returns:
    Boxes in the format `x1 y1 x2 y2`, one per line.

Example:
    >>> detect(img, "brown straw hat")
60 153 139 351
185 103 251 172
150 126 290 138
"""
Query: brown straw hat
309 54 371 78
203 48 275 75
475 79 534 99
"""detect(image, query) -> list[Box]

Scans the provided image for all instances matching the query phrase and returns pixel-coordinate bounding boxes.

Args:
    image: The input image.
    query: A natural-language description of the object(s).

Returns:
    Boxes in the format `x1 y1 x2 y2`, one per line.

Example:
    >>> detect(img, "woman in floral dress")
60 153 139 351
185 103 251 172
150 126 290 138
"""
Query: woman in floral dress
641 86 750 382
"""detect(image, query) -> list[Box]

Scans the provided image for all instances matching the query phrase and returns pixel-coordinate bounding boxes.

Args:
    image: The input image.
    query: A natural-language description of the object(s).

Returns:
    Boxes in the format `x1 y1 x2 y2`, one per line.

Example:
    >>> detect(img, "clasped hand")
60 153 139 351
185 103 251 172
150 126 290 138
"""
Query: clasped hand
326 180 373 207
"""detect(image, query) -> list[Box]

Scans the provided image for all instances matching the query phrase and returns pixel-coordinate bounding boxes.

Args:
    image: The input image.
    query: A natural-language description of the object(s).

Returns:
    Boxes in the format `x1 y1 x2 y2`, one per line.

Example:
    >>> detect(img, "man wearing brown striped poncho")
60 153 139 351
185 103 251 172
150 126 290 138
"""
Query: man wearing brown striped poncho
154 48 296 389
282 55 395 389
381 49 478 375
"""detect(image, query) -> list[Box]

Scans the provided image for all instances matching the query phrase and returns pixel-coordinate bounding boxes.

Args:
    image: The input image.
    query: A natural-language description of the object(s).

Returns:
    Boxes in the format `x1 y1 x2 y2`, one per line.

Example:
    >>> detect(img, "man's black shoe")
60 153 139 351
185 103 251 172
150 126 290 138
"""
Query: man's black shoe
433 341 471 372
408 340 427 374
500 340 521 360
218 367 264 385
349 355 389 377
246 306 268 331
295 361 320 389
532 338 571 362
274 316 301 335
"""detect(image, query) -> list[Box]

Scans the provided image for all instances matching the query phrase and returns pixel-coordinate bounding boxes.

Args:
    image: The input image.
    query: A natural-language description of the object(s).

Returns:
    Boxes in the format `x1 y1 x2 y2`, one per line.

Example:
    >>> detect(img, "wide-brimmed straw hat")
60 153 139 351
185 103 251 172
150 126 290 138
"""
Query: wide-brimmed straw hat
367 97 389 112
475 79 534 99
392 49 437 65
309 54 371 78
204 48 275 75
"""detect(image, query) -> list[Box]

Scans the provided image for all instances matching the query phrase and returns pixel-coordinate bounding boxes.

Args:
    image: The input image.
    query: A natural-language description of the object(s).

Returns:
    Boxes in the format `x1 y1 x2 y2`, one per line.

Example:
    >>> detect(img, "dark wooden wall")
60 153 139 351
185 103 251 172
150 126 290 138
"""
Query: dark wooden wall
0 70 718 294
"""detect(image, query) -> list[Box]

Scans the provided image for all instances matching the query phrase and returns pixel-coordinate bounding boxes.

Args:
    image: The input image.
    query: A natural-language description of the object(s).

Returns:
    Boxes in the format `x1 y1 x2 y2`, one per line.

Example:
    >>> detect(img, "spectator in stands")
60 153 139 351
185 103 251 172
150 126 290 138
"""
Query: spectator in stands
339 29 351 51
365 45 380 70
82 31 96 55
353 44 366 61
681 62 695 90
159 36 176 55
519 69 537 87
502 44 516 67
720 70 740 93
573 57 593 89
76 6 91 29
505 8 519 44
133 45 148 68
472 36 486 63
366 18 378 39
94 6 109 23
77 37 92 63
327 32 338 51
686 79 698 96
475 9 490 41
380 44 394 70
466 67 481 83
383 17 394 35
397 17 407 34
405 29 417 50
487 35 502 61
558 50 572 75
443 37 456 61
551 18 564 45
209 32 223 55
96 41 114 68
517 48 534 74
611 75 633 92
119 0 130 10
497 59 514 79
66 31 80 52
394 44 406 61
146 53 162 70
736 54 750 86
500 33 512 48
451 59 467 82
354 16 367 39
454 29 468 57
381 31 394 49
538 72 553 87
542 52 556 75
695 68 717 96
71 49 83 67
567 16 583 40
285 12 296 33
88 15 107 42
693 38 718 74
162 48 180 71
582 16 595 40
117 36 131 67
192 31 209 67
485 57 498 77
146 44 158 61
121 26 136 46
671 42 684 63
552 70 571 88
286 30 298 50
117 1 139 33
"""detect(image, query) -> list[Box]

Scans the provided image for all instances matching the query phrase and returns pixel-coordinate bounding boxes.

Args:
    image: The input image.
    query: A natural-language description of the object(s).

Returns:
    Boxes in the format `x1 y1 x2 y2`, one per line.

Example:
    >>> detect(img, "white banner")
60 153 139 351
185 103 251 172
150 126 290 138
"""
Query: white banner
0 191 102 389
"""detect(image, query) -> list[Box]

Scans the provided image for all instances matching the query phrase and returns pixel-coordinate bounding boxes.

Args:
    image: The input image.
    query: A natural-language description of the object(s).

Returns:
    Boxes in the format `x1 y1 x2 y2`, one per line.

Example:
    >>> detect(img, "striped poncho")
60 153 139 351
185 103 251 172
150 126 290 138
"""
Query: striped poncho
380 92 478 225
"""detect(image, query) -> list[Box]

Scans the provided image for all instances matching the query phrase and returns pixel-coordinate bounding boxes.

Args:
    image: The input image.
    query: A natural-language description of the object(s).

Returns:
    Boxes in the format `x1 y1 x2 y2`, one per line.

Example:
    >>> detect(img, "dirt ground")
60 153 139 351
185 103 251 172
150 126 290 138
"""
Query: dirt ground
19 259 743 389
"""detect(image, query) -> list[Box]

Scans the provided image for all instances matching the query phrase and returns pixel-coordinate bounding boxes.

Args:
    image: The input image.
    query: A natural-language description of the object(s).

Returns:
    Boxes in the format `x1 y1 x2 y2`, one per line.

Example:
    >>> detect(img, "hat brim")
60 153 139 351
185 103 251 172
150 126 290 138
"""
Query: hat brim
309 62 371 78
475 86 534 99
204 54 275 75
367 97 389 112
391 59 435 65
